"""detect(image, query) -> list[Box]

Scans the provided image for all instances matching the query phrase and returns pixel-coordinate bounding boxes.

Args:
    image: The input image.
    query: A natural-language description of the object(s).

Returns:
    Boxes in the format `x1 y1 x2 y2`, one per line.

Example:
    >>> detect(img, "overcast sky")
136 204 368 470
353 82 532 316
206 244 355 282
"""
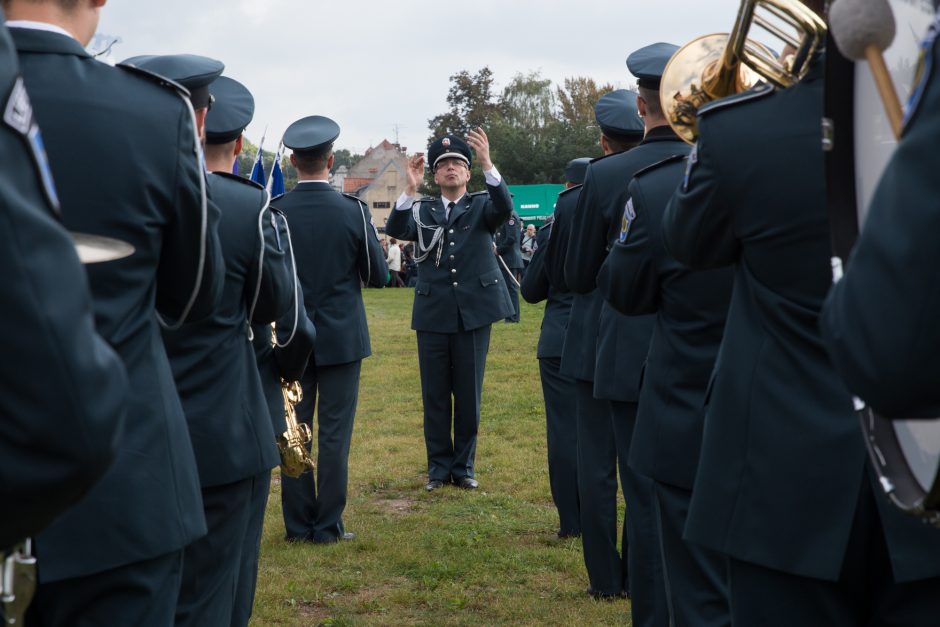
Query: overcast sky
97 1 745 155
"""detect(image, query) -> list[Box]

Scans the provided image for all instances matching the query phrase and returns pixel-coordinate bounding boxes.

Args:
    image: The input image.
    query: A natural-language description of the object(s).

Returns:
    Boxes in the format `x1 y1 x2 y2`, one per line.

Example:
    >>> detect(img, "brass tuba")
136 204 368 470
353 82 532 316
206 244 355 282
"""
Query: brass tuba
660 0 827 144
270 325 315 478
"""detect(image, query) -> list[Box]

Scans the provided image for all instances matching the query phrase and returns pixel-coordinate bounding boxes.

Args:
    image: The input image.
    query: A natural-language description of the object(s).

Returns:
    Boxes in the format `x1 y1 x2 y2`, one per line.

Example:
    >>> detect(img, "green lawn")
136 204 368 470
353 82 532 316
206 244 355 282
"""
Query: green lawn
251 288 631 626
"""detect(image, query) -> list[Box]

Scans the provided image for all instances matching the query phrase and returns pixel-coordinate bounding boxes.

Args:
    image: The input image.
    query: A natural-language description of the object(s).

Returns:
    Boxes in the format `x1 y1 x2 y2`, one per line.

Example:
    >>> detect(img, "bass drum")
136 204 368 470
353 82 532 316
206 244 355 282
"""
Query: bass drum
844 1 940 525
860 409 940 526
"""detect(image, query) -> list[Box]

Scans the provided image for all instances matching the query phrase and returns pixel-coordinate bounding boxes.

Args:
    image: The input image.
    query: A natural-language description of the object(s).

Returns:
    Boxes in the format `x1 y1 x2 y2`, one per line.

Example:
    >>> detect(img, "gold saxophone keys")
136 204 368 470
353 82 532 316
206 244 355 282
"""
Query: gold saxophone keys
277 379 315 478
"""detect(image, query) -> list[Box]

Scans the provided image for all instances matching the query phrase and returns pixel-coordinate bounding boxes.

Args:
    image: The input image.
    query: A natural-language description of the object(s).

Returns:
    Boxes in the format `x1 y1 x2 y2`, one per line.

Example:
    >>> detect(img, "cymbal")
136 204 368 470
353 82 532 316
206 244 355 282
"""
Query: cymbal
71 232 135 264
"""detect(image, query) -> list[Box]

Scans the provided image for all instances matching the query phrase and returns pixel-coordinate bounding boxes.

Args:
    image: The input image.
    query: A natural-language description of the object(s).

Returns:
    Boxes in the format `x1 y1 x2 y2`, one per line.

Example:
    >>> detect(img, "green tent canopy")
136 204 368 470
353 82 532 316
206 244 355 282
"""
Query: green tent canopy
508 184 565 228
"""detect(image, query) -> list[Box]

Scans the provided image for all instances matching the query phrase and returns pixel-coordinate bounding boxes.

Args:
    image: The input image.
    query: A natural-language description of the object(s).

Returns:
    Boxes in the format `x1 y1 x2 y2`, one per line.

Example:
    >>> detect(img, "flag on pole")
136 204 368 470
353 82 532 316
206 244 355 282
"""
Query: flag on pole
266 141 285 196
250 126 267 186
269 159 285 197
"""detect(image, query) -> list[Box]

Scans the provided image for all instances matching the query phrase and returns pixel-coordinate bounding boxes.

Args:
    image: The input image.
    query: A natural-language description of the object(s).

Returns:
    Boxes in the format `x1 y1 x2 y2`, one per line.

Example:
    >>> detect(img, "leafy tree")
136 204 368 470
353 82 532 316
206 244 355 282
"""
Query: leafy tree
333 148 363 170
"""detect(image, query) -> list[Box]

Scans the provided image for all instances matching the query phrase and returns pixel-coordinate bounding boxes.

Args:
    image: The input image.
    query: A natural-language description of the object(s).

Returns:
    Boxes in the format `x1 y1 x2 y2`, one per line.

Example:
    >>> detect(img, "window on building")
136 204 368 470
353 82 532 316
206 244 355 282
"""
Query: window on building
373 202 391 209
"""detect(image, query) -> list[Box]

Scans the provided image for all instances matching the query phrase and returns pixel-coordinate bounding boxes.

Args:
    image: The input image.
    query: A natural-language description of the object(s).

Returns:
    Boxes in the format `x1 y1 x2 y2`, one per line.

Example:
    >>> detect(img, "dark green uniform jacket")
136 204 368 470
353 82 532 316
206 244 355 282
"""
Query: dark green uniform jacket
597 154 732 490
272 182 386 365
521 220 573 359
566 128 686 401
0 16 126 550
13 27 223 582
251 210 317 436
385 181 515 332
822 29 940 417
163 173 293 487
663 58 940 583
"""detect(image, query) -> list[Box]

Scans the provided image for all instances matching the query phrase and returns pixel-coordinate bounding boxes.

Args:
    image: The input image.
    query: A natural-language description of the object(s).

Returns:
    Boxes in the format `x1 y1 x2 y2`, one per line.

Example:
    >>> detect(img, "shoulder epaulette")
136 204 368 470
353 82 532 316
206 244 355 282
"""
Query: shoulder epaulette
342 192 365 205
270 192 288 203
632 153 688 179
557 184 582 197
115 63 190 98
210 171 265 190
698 82 775 117
468 190 490 197
539 216 554 231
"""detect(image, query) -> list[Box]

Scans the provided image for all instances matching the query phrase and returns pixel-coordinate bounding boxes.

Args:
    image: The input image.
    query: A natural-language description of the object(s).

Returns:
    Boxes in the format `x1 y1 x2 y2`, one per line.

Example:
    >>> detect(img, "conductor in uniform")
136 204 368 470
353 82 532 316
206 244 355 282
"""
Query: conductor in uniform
662 1 940 622
272 115 388 544
494 208 523 322
8 1 226 624
385 129 514 491
157 71 293 626
0 11 127 611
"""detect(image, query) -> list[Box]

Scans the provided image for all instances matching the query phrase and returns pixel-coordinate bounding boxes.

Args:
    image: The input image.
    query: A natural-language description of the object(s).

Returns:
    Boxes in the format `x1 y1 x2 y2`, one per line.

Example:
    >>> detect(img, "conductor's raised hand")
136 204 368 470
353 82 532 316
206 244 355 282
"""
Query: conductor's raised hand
405 154 426 196
467 127 493 171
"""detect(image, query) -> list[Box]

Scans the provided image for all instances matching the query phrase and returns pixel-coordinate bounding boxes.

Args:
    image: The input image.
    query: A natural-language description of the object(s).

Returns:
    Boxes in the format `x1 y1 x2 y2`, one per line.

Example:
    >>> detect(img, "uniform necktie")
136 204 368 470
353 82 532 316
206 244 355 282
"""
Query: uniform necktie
446 201 455 220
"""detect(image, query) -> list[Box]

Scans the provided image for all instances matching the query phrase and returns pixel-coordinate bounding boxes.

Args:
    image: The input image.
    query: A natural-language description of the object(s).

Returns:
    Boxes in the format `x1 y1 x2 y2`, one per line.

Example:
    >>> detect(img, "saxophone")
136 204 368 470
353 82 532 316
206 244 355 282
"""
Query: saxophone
271 326 315 478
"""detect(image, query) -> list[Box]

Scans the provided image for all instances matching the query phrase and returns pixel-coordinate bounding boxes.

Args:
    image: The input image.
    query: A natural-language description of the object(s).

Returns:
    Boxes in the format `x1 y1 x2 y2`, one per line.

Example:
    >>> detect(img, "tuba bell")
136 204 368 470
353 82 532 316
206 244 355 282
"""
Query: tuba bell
661 0 827 144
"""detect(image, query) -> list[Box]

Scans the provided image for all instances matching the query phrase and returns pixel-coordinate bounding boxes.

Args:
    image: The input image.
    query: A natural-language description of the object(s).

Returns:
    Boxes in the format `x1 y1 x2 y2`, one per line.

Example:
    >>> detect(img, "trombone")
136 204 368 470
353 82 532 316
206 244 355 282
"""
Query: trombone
660 0 827 144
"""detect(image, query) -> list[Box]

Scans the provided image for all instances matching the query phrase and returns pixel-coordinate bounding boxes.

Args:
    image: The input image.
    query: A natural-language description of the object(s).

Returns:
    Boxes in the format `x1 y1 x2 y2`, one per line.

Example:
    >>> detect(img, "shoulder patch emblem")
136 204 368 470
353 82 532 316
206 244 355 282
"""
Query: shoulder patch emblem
4 78 60 214
619 198 636 244
508 219 515 226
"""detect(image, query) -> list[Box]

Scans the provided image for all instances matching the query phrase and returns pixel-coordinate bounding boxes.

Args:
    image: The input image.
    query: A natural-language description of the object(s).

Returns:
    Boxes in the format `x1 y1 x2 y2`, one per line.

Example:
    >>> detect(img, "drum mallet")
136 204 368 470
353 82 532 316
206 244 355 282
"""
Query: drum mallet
829 0 903 139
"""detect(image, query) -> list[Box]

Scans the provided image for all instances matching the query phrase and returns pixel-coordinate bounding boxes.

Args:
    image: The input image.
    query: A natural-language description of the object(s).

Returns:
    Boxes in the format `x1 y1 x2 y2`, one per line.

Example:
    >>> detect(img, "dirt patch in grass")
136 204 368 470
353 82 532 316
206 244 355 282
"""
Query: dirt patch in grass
374 497 417 516
296 599 332 623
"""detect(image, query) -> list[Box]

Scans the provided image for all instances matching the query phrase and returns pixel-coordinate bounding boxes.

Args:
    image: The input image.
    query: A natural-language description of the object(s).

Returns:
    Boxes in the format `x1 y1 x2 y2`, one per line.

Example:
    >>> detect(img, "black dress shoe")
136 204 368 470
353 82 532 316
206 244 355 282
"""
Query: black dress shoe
454 476 478 490
310 531 355 544
426 479 445 492
557 530 581 539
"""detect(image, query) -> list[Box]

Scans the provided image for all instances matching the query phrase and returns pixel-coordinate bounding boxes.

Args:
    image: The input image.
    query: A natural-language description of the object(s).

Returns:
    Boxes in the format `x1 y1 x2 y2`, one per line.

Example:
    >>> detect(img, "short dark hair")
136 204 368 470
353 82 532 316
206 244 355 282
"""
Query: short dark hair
203 140 237 164
292 143 333 173
638 86 664 119
603 133 641 154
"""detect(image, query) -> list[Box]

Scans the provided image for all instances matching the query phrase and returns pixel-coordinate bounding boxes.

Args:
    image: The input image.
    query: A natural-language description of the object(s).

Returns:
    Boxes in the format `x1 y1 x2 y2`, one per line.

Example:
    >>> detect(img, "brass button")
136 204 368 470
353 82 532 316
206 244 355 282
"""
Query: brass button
449 229 454 234
453 282 458 287
451 269 457 274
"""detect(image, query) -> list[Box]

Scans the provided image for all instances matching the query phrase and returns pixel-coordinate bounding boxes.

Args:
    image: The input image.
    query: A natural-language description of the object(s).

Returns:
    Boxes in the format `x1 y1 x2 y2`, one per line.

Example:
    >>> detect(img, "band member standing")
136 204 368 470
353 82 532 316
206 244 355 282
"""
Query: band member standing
597 153 733 626
157 71 293 626
0 9 127 556
519 158 590 538
273 115 387 543
8 2 225 623
662 2 940 622
385 129 514 491
494 208 523 322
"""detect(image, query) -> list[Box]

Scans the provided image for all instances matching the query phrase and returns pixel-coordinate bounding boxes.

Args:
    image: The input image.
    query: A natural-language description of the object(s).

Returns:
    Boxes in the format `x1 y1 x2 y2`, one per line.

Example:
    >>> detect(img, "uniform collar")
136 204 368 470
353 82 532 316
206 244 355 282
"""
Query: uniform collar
641 125 680 144
7 23 90 58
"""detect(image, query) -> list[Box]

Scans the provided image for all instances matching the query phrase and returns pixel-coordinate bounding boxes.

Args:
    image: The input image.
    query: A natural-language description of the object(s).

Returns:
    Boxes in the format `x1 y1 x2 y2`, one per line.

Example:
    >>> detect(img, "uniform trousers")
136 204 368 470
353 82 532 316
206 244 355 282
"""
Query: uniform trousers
609 400 668 627
175 477 254 627
27 550 183 627
538 357 580 536
232 470 271 627
726 476 940 626
499 263 521 322
416 324 491 482
281 360 361 542
654 481 730 627
575 380 628 596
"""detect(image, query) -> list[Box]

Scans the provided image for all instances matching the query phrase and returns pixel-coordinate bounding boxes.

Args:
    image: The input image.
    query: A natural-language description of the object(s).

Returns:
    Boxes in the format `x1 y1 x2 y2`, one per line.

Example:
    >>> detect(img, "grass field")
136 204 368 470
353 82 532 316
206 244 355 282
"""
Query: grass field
251 288 631 626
